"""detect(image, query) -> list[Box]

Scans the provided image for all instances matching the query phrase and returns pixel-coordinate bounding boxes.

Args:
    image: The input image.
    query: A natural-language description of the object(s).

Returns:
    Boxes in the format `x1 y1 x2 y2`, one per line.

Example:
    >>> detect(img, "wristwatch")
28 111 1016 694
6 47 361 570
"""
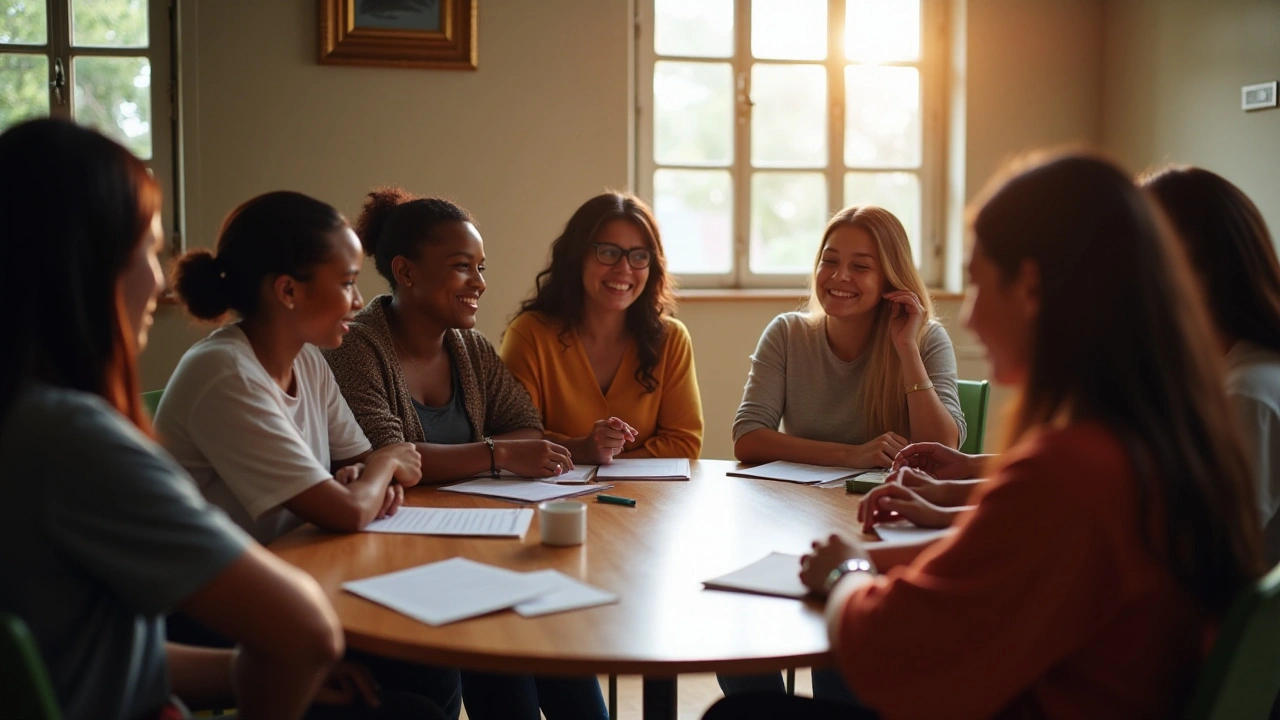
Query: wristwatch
823 557 876 595
484 436 499 478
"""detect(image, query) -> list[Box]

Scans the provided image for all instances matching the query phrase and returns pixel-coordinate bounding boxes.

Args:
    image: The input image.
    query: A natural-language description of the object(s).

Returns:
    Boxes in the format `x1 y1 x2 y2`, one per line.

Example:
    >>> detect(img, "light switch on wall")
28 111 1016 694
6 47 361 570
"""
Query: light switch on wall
1242 81 1278 111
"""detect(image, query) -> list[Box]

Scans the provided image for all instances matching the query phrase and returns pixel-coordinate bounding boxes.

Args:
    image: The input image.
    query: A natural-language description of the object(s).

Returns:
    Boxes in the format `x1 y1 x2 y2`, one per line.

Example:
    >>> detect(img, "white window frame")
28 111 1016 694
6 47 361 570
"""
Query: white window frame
2 0 183 252
635 0 948 289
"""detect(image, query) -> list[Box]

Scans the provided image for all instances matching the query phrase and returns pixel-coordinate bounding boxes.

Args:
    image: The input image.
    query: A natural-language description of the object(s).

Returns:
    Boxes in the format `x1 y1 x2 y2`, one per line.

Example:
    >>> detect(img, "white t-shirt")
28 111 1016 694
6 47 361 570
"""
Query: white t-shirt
156 324 371 544
1226 340 1280 564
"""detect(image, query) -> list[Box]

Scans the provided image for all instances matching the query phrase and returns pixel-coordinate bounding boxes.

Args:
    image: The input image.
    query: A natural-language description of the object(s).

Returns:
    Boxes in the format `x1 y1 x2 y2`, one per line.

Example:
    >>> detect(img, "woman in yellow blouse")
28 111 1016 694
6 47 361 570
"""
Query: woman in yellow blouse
500 192 704 461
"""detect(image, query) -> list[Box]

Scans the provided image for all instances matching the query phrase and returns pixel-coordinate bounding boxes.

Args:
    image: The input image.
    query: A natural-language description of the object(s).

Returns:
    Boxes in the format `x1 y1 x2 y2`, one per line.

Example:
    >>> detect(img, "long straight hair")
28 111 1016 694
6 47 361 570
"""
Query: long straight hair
804 206 934 437
0 119 160 433
971 152 1264 615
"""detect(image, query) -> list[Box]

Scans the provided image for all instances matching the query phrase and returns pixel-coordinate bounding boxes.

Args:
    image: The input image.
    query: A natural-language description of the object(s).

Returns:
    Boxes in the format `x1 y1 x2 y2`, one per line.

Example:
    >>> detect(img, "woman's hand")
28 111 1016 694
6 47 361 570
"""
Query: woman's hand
857 482 956 533
376 482 404 520
884 290 926 352
845 432 908 468
584 417 637 464
496 439 575 478
800 533 871 598
314 661 381 707
892 441 979 480
891 466 956 506
368 442 423 487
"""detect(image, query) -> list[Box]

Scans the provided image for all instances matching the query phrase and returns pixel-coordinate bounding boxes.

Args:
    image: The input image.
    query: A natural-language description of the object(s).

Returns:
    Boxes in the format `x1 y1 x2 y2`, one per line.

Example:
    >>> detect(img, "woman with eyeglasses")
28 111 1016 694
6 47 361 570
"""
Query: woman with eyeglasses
499 192 704 463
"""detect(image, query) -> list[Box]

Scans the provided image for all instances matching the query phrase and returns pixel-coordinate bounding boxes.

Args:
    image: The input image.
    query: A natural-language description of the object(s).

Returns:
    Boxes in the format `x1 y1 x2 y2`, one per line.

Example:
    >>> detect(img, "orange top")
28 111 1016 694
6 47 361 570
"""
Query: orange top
839 423 1208 720
499 311 703 459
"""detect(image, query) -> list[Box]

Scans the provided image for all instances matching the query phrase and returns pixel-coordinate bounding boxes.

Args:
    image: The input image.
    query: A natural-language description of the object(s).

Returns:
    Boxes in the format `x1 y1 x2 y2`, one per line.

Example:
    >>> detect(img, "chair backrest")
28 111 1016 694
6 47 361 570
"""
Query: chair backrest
1184 563 1280 719
141 389 164 418
0 613 62 720
956 379 990 455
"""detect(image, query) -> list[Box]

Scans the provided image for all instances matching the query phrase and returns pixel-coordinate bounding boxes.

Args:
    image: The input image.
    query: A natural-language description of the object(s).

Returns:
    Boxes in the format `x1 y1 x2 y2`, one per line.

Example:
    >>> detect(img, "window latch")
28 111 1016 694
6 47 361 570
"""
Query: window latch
50 57 66 106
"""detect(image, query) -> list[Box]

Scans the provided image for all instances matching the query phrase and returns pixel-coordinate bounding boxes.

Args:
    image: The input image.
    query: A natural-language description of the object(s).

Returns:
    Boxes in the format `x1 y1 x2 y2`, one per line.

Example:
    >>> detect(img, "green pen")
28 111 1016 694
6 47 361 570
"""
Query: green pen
596 494 637 507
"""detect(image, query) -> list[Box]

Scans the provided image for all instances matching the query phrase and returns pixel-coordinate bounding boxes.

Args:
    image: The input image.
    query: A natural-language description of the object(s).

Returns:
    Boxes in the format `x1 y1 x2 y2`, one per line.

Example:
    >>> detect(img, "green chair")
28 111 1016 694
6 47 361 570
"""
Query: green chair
0 613 61 720
956 379 990 455
1183 562 1280 719
141 389 164 419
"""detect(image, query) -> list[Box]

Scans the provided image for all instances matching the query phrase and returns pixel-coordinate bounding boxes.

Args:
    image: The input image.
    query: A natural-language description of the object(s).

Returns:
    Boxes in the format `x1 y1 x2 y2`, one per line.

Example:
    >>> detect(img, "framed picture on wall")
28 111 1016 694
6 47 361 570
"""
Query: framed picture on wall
319 0 477 70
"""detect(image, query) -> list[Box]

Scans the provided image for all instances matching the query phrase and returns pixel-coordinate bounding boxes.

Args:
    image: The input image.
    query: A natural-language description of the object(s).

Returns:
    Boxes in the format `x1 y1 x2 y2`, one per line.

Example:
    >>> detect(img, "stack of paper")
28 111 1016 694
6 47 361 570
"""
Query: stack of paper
343 557 618 626
702 552 809 599
363 507 534 538
441 478 612 503
596 458 691 481
727 461 869 485
472 465 599 484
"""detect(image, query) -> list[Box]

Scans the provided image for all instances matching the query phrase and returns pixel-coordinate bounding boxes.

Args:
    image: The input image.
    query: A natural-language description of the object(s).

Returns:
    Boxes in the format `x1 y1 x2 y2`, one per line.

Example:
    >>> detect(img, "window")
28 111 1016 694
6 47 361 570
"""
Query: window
637 0 943 288
1 0 180 247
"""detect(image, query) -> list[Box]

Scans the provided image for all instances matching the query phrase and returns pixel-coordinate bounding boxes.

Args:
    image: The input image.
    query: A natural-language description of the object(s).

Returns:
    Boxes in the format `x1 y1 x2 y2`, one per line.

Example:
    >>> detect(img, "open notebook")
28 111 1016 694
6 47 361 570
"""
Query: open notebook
596 458 691 480
441 478 612 503
727 461 873 485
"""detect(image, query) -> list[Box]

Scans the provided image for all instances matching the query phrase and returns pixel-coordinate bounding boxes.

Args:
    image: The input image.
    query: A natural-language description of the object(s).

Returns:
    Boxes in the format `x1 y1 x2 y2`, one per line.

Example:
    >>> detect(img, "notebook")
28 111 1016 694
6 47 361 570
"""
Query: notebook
440 478 612 503
727 461 873 485
470 465 599 484
595 458 691 481
702 552 809 599
362 507 534 538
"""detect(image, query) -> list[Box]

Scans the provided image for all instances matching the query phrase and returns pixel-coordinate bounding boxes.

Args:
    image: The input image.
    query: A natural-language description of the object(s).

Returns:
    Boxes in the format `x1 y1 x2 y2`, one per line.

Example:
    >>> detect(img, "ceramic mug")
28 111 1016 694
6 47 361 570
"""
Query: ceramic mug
539 500 587 546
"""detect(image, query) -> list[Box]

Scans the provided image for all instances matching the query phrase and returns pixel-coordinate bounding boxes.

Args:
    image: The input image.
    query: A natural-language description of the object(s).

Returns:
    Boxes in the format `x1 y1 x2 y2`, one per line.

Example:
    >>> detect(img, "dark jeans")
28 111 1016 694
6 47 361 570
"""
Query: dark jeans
459 671 608 720
703 693 879 720
166 613 461 720
716 668 858 704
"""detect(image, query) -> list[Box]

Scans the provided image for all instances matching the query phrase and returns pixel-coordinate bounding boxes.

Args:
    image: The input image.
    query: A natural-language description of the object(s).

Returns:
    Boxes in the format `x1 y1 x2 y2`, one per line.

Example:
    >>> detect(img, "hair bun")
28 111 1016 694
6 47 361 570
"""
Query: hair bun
356 186 417 257
171 248 232 320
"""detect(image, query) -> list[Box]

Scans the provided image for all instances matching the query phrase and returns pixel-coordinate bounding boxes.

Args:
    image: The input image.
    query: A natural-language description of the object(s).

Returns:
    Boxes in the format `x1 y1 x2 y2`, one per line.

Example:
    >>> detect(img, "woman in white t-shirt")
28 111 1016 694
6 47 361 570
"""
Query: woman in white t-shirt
157 191 461 719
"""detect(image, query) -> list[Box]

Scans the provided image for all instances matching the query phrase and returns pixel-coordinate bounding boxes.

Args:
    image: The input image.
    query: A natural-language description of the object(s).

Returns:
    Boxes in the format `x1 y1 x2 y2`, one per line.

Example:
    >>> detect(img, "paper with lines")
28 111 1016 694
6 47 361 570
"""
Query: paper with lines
363 507 534 538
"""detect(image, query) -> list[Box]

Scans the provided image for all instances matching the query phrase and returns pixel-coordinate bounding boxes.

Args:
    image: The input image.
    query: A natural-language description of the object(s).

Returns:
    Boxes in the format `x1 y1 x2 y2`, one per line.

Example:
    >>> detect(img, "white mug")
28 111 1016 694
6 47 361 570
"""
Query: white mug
539 500 587 546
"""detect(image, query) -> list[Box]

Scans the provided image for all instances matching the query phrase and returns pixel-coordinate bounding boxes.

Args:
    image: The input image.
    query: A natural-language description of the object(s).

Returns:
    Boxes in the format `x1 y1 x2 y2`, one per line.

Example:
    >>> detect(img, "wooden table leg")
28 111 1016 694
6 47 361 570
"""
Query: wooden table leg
642 676 677 720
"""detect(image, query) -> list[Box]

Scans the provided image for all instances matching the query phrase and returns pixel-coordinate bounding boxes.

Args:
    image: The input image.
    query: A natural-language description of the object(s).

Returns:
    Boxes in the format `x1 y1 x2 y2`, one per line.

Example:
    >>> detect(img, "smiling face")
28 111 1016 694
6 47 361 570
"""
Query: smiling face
814 224 887 319
118 211 166 351
398 220 486 329
961 241 1037 386
581 219 651 315
292 227 365 349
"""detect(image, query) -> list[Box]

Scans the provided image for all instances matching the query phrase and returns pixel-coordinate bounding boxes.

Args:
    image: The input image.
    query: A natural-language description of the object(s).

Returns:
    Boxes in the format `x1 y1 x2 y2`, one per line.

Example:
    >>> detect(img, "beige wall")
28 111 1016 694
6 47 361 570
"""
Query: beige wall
144 0 1110 459
1101 0 1280 234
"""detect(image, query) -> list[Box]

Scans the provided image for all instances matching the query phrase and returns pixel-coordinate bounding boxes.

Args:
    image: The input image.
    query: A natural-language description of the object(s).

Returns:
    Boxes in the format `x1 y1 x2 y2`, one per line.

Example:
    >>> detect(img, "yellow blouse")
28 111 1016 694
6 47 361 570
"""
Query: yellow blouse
499 312 704 459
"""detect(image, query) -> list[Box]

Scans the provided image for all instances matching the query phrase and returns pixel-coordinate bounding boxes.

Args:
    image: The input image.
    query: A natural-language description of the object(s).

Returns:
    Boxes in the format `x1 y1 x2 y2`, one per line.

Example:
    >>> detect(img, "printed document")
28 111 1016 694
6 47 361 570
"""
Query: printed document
363 507 534 538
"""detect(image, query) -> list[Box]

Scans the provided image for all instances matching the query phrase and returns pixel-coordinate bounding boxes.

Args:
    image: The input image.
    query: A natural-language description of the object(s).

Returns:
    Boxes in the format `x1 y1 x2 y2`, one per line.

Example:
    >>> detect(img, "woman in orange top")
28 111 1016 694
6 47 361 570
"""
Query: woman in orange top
500 192 704 462
704 153 1265 720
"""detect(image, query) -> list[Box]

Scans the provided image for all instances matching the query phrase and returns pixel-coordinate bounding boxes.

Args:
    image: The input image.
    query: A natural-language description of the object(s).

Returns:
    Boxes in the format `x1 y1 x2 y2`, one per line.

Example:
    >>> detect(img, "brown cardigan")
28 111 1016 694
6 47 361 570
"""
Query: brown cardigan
322 295 542 448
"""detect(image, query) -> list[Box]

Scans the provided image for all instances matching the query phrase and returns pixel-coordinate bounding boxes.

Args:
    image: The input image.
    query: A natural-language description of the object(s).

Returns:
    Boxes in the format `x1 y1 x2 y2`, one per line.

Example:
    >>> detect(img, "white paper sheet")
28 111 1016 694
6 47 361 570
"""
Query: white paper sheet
342 557 560 626
440 478 613 503
471 466 599 484
872 521 954 545
513 570 619 617
727 461 870 485
595 458 691 480
363 507 534 538
702 552 808 599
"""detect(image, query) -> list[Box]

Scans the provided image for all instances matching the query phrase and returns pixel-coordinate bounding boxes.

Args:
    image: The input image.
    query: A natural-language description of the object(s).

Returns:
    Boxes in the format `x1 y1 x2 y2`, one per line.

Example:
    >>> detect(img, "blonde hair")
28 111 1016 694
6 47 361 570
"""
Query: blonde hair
804 205 934 437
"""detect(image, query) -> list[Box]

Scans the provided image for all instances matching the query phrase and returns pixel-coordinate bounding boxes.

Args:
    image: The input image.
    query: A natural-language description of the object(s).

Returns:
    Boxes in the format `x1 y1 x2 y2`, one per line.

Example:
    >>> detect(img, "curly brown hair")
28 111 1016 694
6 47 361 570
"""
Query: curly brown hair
515 192 676 393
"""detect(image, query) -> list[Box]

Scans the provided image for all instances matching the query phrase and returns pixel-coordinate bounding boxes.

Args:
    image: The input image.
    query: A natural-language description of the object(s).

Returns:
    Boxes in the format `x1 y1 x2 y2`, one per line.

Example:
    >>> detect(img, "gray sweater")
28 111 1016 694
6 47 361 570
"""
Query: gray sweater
733 312 966 446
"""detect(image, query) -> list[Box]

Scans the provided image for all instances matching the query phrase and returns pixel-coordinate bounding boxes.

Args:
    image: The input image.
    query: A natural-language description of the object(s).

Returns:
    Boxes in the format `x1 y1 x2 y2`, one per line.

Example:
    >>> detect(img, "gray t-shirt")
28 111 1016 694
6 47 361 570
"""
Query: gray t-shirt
1226 340 1280 564
0 384 251 720
413 363 473 445
733 312 967 446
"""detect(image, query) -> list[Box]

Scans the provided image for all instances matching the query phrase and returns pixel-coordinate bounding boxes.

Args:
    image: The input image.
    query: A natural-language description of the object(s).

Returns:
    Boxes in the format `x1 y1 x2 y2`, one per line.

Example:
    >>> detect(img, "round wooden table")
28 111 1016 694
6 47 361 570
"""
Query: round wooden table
271 459 866 719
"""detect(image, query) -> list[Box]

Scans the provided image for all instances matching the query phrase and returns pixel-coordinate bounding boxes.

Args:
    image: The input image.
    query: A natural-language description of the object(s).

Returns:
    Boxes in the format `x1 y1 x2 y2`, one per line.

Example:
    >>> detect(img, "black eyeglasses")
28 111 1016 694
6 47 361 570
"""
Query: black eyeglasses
591 242 652 270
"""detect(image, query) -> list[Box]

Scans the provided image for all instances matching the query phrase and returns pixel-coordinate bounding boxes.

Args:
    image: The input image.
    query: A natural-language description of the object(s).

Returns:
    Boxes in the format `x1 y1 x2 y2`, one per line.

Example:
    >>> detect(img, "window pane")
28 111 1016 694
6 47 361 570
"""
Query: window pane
655 169 733 274
0 53 48 132
73 0 148 48
751 64 826 168
73 56 151 159
654 61 733 166
751 0 826 61
1 0 47 44
655 0 732 58
844 65 919 168
844 172 921 267
750 172 826 274
845 0 920 62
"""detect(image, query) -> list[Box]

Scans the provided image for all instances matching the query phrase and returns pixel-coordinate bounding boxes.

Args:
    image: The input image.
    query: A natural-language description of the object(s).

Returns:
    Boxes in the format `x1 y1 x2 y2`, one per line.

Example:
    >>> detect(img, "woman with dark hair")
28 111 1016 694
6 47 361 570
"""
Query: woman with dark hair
0 119 346 720
157 191 458 719
323 187 608 720
706 153 1265 719
499 192 703 462
1144 165 1280 563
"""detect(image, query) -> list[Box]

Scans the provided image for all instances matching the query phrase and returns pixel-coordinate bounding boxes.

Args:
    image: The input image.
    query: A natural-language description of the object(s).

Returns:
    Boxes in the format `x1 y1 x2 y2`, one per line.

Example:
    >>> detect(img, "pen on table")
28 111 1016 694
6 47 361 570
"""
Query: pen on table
596 494 637 507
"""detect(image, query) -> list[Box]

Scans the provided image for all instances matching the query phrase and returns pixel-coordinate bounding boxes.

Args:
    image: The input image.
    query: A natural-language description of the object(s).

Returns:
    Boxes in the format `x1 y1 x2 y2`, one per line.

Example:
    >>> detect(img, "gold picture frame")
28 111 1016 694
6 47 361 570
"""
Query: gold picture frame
319 0 477 70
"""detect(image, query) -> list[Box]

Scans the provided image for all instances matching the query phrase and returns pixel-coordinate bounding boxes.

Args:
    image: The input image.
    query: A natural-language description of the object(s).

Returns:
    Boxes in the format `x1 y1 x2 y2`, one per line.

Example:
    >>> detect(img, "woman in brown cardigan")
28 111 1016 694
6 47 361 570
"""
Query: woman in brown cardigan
322 188 609 720
324 188 576 482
